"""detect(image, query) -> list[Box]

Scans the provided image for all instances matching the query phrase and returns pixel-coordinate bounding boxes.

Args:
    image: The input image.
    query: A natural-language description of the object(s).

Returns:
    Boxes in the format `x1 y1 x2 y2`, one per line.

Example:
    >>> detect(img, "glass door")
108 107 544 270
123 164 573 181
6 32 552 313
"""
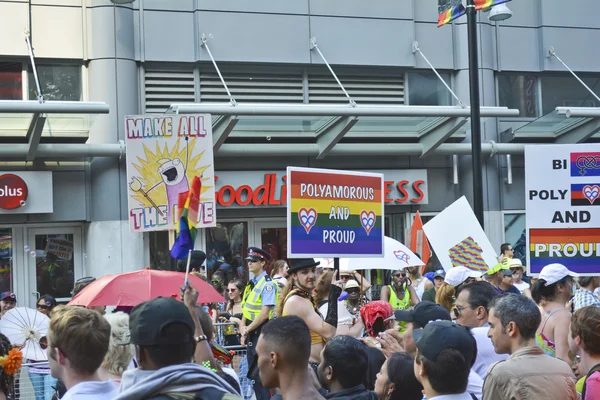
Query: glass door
254 220 287 263
26 227 83 305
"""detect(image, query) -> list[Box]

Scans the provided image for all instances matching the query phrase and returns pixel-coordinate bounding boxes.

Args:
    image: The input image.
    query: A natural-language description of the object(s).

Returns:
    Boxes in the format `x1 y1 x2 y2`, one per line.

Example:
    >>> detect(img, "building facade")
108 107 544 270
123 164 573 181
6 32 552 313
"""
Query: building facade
0 0 599 306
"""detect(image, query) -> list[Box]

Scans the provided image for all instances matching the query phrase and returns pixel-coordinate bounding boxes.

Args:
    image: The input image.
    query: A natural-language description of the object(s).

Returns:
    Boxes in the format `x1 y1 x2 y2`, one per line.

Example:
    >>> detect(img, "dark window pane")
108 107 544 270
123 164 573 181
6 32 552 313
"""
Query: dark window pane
408 72 452 106
0 229 13 293
149 231 176 270
207 222 248 283
498 74 538 117
35 234 75 299
0 63 22 100
29 65 82 101
540 76 600 115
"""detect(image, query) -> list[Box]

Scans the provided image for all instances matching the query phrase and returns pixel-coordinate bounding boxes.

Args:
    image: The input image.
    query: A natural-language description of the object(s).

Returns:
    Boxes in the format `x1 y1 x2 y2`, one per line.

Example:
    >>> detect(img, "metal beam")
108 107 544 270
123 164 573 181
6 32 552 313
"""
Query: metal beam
171 103 520 118
315 116 358 159
212 115 239 152
556 107 600 118
26 113 47 161
555 118 600 144
0 143 123 160
419 117 468 158
0 101 109 114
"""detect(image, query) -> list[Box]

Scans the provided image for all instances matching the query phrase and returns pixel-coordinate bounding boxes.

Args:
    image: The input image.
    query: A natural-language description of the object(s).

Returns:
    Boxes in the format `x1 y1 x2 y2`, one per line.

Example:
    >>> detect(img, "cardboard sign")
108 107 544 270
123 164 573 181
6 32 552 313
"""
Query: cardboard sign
423 196 498 272
286 167 384 258
125 114 216 232
525 144 600 275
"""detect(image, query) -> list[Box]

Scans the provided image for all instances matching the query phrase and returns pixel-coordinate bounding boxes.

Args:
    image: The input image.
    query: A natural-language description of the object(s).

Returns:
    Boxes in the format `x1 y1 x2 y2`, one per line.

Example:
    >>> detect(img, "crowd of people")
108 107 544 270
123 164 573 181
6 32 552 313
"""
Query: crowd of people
0 243 596 399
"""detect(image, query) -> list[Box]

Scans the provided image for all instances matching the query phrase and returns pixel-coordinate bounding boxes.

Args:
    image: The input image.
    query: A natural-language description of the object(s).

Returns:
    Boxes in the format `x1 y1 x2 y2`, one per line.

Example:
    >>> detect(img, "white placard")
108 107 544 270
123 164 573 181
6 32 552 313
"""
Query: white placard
423 196 497 272
525 144 600 275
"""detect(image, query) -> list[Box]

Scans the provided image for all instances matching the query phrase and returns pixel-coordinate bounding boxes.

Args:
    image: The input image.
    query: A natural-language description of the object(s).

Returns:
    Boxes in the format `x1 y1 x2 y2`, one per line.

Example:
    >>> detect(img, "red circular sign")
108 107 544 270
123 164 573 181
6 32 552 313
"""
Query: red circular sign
0 174 28 210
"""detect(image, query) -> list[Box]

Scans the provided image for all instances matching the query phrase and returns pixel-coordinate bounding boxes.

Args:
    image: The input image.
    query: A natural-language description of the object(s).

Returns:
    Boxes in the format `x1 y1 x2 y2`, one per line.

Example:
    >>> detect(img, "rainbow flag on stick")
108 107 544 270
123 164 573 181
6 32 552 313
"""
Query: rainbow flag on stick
438 0 466 27
170 176 202 260
474 0 511 11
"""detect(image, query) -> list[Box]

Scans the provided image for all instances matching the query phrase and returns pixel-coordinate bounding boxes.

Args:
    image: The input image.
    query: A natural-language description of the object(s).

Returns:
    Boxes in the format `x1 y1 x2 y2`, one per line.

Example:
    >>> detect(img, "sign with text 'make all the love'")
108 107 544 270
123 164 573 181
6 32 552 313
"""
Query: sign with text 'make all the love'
287 167 384 258
526 144 600 275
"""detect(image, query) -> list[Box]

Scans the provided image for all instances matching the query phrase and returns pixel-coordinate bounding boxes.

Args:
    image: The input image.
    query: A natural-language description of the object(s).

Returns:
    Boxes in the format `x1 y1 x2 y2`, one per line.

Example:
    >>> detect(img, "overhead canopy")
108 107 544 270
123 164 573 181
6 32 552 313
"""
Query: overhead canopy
503 107 600 144
0 100 109 161
169 103 518 158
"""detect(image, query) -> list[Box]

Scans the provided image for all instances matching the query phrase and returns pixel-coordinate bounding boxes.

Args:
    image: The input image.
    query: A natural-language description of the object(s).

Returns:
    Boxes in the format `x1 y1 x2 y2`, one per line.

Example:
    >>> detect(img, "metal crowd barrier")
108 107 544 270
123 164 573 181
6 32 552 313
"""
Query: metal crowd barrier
14 362 51 400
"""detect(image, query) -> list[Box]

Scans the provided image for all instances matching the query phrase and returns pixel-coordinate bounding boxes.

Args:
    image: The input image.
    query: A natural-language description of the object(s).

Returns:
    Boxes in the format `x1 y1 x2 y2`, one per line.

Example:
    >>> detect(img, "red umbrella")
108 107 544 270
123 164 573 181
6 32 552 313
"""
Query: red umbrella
68 268 225 307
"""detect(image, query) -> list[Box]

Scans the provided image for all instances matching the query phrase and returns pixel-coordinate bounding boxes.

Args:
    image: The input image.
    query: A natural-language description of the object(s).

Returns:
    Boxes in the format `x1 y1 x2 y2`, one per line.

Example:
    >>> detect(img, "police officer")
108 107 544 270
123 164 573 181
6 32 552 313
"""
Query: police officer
240 247 278 399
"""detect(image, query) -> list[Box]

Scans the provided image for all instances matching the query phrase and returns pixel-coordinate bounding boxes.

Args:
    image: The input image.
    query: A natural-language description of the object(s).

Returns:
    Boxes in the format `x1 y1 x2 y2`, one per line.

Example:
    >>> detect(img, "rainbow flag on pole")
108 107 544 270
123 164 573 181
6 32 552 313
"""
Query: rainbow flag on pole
170 176 201 260
438 0 466 27
474 0 511 11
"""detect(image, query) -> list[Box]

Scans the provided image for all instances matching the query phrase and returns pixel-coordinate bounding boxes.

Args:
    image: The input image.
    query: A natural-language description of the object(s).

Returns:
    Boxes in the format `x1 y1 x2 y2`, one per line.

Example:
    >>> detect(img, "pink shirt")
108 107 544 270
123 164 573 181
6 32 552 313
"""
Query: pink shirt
585 371 600 400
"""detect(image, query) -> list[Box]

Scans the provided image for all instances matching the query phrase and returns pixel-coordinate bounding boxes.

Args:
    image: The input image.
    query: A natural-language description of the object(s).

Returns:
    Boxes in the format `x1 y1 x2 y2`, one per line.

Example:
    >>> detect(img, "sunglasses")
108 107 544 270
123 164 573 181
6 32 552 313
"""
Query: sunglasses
394 272 407 278
346 288 360 293
226 288 238 292
452 305 468 319
247 258 261 263
37 304 51 310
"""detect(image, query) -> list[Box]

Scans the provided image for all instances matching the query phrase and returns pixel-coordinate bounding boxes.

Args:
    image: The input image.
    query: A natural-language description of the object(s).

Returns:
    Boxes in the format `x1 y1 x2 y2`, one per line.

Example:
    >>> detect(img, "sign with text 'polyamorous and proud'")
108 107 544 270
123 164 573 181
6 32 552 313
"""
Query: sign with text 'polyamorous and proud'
287 167 384 258
526 144 600 275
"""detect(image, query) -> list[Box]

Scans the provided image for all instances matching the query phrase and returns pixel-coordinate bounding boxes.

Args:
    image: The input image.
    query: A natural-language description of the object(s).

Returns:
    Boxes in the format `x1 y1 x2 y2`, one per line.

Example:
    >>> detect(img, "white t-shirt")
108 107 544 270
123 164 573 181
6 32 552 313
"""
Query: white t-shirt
61 380 119 400
413 277 429 300
221 366 241 388
467 369 483 399
471 325 508 379
513 281 530 294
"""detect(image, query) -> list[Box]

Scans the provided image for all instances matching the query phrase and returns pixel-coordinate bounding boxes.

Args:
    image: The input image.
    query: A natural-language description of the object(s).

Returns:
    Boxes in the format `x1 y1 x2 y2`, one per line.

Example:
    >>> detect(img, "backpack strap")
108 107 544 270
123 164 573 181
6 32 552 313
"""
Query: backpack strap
470 394 478 400
582 363 600 399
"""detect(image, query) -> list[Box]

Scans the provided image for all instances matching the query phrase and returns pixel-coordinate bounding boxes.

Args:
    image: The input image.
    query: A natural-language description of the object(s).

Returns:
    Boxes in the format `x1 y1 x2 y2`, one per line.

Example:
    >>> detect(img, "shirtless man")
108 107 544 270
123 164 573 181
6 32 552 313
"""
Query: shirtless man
275 258 349 368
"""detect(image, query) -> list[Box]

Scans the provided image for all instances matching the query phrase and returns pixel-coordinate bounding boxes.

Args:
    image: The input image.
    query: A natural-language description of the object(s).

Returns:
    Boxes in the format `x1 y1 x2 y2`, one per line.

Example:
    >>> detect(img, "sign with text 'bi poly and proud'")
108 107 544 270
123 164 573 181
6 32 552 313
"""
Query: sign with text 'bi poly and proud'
526 144 600 275
286 167 384 258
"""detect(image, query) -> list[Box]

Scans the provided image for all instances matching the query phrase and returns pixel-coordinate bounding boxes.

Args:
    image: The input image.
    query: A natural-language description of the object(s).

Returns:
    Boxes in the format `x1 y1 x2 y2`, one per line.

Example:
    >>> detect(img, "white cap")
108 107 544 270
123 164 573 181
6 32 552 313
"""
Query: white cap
344 279 360 290
539 263 579 286
445 266 483 288
509 258 523 269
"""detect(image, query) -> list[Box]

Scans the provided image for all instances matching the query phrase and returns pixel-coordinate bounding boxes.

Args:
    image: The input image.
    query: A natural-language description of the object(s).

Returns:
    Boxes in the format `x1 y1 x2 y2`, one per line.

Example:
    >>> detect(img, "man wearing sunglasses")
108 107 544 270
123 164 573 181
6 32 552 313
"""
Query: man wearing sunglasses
240 247 278 399
380 269 420 331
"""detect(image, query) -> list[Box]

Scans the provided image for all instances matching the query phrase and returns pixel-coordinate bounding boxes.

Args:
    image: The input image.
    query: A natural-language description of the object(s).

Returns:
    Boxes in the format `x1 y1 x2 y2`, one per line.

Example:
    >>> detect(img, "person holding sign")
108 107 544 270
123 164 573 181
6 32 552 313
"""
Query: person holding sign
275 259 346 369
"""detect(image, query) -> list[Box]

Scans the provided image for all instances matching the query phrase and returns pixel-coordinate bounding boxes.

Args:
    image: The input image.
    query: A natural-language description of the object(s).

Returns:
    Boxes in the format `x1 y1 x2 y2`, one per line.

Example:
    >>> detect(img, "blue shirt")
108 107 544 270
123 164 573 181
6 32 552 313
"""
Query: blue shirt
252 271 277 307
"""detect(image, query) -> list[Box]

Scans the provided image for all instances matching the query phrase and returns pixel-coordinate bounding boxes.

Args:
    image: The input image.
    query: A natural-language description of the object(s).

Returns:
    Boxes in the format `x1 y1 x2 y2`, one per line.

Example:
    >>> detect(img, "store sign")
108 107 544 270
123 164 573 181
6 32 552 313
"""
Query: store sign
214 169 427 208
287 167 385 258
0 171 53 214
525 144 600 275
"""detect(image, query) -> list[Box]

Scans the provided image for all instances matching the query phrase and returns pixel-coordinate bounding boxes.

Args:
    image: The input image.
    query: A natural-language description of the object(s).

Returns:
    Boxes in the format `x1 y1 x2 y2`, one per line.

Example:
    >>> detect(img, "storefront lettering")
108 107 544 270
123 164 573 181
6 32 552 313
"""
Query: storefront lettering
0 174 28 210
214 174 426 207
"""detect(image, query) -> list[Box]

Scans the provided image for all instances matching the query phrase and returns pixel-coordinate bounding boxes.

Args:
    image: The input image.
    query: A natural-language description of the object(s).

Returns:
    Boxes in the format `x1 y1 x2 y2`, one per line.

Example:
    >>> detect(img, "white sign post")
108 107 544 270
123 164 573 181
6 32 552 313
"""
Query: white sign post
125 114 216 232
525 144 600 275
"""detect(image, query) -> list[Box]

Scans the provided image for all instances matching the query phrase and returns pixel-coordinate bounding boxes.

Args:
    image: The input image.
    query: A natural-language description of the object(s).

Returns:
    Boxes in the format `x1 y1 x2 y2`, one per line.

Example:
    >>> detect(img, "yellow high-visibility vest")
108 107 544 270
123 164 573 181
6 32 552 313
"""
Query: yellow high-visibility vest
241 274 278 322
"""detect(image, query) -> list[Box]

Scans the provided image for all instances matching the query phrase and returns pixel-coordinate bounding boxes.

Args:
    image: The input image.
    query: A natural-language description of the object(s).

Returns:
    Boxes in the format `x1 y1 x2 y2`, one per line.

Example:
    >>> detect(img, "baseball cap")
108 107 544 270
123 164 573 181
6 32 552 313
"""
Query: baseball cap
434 269 446 279
393 301 451 328
445 266 482 287
129 297 195 346
344 280 360 290
413 320 475 364
0 292 16 302
539 263 579 286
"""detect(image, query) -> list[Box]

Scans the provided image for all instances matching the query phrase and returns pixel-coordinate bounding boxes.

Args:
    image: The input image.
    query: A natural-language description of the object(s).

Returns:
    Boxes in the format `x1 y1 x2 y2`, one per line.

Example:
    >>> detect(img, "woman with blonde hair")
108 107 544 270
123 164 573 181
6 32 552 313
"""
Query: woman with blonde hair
435 266 482 312
98 312 135 386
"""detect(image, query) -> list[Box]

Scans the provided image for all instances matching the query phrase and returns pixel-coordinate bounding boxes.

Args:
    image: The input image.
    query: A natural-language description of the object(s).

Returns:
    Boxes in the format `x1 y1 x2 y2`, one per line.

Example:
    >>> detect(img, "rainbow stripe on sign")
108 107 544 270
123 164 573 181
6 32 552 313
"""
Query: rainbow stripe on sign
474 0 511 11
529 228 600 274
448 236 488 272
287 168 384 257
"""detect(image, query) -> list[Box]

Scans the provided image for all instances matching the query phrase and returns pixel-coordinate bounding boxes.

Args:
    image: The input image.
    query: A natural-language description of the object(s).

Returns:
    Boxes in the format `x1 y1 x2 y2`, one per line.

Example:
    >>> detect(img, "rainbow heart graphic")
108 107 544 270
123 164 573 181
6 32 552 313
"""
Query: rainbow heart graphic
298 207 318 234
393 250 409 264
583 185 600 205
360 210 376 235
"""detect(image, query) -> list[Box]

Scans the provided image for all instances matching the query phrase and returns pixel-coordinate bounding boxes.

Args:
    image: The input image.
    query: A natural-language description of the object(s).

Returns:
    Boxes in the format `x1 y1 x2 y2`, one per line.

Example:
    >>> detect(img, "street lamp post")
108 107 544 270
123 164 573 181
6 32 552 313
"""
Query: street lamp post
465 0 485 228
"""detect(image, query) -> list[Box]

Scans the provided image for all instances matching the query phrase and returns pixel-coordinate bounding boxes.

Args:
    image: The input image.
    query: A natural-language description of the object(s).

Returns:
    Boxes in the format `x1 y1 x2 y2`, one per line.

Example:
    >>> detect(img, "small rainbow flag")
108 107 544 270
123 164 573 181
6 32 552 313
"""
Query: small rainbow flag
474 0 512 11
438 1 466 27
170 176 201 260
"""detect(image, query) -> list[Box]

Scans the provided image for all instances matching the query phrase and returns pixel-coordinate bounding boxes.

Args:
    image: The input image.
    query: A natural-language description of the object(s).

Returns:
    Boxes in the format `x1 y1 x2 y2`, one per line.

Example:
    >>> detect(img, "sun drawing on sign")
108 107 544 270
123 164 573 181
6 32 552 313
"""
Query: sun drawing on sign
129 138 212 209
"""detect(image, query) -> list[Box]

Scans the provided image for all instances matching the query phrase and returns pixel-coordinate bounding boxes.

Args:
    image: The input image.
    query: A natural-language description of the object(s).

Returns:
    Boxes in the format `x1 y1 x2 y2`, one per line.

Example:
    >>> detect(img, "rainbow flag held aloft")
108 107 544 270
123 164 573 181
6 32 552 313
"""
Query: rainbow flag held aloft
170 176 202 260
474 0 511 11
438 0 466 27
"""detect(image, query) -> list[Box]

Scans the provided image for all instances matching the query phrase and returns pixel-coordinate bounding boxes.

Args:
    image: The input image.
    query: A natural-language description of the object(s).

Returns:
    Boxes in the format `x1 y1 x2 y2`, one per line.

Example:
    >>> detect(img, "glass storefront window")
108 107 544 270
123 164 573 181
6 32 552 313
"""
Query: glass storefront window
407 71 452 106
34 234 75 299
29 65 82 101
504 213 526 266
207 222 248 282
0 63 22 100
498 74 539 118
0 229 12 293
260 227 287 262
540 75 600 115
149 231 175 270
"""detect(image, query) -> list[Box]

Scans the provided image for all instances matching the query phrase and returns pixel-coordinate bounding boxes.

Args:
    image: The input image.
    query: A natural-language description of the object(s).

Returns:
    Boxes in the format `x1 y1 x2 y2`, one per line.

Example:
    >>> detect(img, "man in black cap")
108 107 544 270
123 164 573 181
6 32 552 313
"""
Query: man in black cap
413 320 475 400
115 285 240 399
240 247 278 399
276 258 344 367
